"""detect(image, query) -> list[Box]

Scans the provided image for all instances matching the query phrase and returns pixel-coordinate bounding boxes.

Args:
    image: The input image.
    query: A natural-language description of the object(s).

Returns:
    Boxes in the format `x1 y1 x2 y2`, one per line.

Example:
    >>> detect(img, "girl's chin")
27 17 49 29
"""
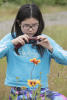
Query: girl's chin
25 33 35 37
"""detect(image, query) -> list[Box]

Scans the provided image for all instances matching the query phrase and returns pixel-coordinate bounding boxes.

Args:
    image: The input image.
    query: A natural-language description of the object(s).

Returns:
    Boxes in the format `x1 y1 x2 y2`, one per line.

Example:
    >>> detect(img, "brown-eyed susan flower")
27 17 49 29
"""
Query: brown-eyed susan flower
28 80 40 87
30 58 40 65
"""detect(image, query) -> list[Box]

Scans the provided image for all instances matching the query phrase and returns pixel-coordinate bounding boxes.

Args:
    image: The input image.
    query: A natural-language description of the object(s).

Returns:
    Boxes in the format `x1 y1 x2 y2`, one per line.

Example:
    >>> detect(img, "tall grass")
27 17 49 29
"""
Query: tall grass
44 25 67 49
40 5 67 13
0 25 67 100
44 25 67 96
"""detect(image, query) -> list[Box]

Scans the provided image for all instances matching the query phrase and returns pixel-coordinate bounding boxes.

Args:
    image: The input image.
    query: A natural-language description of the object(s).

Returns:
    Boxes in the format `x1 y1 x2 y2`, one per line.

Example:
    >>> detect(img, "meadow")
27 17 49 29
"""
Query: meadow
0 3 67 100
0 3 67 22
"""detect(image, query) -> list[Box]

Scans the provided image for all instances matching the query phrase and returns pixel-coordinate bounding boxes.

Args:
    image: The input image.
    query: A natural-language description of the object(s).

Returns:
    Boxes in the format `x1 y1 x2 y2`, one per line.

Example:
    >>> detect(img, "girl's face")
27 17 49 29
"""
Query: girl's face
20 18 39 37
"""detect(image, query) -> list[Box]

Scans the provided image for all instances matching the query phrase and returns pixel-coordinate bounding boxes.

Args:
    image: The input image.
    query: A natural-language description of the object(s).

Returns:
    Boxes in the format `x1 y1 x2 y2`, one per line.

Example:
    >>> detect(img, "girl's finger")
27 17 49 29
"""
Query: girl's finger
22 34 29 40
20 35 29 43
37 38 48 45
37 35 46 40
37 41 42 45
43 39 48 43
23 37 29 43
24 34 29 39
37 38 46 44
18 38 25 45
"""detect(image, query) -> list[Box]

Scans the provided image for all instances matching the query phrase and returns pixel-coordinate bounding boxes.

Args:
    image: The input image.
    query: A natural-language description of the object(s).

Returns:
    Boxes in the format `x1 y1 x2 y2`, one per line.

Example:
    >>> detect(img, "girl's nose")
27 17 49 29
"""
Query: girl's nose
29 27 33 31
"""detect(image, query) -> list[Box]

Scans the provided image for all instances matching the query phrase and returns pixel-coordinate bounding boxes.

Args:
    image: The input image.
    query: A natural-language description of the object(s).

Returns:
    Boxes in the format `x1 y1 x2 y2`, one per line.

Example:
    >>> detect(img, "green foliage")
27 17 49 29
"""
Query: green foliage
55 0 67 5
8 0 26 5
0 0 67 6
43 0 67 5
0 0 3 5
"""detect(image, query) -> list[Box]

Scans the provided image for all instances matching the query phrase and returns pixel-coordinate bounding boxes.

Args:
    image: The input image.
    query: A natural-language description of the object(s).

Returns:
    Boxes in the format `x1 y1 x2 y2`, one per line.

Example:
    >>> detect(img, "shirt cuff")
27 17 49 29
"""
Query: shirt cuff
48 47 57 57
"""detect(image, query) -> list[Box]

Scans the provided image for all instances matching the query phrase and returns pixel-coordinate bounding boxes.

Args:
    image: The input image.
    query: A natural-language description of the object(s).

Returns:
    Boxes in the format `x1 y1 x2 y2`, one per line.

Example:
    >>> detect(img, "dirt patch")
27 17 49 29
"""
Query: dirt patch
44 11 67 27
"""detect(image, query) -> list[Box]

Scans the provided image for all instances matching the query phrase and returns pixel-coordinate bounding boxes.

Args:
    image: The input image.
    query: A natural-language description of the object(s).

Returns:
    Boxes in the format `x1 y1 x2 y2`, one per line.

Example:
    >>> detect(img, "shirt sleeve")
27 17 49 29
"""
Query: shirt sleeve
48 37 67 65
42 34 67 65
0 33 15 58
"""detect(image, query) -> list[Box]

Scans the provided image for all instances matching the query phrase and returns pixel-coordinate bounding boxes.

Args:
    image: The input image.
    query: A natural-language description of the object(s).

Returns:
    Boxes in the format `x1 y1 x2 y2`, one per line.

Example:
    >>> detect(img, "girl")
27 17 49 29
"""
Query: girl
0 3 67 100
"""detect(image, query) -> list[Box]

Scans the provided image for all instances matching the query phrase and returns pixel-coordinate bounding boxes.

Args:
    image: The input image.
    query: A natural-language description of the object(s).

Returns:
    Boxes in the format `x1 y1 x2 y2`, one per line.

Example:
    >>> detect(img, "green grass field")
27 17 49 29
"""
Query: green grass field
0 3 67 100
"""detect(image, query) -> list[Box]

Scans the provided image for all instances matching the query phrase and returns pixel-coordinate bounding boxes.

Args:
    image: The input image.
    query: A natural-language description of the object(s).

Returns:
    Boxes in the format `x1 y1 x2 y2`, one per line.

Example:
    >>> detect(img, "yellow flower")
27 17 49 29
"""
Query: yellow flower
22 86 27 90
28 80 36 87
30 58 40 65
16 77 20 79
36 80 40 84
40 72 42 74
28 80 40 87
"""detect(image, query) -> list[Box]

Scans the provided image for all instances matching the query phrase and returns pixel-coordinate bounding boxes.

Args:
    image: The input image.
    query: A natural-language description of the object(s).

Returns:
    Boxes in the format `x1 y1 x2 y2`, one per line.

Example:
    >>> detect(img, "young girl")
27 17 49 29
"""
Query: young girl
0 3 67 100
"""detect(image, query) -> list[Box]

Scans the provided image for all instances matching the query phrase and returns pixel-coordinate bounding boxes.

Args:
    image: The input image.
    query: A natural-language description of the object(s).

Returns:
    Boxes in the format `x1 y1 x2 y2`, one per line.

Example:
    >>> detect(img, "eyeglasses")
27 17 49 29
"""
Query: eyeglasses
21 23 39 30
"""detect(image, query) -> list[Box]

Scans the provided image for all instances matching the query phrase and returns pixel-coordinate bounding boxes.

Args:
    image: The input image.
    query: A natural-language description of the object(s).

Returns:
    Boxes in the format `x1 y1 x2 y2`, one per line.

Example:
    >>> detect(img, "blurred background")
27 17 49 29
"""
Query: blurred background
0 0 67 100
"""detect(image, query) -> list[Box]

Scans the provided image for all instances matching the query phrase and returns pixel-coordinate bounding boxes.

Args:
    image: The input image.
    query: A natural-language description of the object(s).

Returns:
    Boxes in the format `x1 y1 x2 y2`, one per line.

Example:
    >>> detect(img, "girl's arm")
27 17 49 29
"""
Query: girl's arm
0 33 14 58
47 36 67 65
38 34 67 65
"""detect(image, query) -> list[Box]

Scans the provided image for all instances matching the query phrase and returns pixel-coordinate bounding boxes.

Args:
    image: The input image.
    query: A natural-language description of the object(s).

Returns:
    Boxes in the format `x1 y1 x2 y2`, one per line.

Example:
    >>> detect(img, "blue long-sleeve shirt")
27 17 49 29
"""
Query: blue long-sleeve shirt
0 33 67 88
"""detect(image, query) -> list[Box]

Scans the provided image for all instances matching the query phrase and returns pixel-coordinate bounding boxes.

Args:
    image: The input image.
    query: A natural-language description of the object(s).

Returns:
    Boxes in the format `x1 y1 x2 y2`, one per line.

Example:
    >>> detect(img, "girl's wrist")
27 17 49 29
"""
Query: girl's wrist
48 46 53 53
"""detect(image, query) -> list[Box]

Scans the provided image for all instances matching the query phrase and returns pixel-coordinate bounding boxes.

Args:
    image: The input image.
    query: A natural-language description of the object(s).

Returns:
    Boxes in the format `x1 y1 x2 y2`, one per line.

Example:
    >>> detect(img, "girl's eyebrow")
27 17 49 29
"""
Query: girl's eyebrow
23 23 39 25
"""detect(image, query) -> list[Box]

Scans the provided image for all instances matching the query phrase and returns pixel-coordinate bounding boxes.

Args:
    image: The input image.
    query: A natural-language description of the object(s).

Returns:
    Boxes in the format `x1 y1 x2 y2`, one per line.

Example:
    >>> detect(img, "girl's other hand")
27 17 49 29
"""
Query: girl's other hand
37 35 53 53
11 34 29 46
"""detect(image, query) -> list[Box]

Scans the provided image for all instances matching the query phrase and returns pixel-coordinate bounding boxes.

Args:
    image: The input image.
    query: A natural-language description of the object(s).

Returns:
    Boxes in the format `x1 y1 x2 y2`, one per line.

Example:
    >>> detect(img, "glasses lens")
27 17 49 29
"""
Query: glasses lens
22 23 39 30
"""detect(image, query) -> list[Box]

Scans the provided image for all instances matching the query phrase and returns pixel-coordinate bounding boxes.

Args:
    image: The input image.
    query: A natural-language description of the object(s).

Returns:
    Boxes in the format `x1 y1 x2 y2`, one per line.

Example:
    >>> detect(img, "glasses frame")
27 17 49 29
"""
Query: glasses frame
21 23 39 31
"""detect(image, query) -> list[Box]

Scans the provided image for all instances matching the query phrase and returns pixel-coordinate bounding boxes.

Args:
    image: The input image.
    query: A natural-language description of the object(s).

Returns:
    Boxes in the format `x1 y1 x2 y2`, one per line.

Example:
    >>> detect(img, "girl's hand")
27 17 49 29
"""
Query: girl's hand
12 34 29 46
37 35 53 53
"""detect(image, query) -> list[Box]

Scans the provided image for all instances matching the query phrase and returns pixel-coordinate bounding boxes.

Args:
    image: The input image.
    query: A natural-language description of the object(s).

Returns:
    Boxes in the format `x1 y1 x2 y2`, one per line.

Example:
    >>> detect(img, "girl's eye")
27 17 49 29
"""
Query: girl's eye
24 24 28 27
22 24 29 28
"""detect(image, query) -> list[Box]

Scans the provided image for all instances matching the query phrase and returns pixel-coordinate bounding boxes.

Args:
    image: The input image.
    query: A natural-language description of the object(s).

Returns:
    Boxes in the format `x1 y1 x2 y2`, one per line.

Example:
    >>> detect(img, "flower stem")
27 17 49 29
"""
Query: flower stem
31 64 35 79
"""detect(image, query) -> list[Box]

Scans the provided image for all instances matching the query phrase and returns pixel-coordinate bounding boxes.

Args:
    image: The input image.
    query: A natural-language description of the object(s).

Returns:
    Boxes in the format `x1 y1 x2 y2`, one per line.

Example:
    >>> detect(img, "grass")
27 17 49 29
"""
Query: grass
43 25 67 96
0 25 67 100
0 2 19 22
44 25 67 49
41 4 67 13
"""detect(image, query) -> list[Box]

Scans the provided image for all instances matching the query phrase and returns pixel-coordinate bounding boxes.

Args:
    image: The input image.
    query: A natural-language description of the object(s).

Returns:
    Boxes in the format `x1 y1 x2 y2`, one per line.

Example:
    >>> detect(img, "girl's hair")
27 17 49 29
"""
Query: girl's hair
11 3 45 57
